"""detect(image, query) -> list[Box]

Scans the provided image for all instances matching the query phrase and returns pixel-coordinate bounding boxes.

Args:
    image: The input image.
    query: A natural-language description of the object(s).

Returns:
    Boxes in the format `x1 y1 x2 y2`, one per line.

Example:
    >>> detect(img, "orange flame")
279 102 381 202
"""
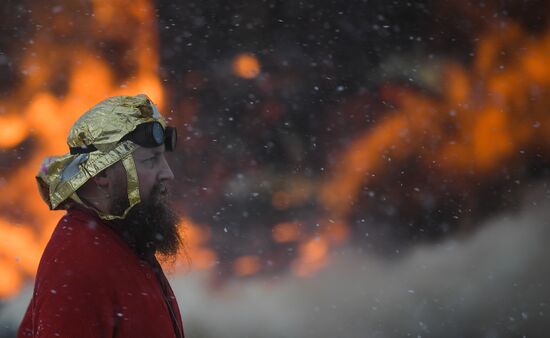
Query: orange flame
0 220 44 297
178 218 217 270
321 23 550 218
0 115 28 148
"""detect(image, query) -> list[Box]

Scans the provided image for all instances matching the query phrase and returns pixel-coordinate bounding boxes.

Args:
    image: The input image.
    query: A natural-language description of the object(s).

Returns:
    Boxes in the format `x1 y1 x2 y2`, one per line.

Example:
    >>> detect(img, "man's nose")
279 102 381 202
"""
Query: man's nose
159 157 175 181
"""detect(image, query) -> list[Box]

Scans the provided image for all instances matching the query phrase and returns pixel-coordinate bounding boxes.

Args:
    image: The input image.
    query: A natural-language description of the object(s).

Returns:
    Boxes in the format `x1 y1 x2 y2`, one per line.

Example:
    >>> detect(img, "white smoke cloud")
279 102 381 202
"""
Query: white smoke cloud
1 185 549 337
173 185 550 337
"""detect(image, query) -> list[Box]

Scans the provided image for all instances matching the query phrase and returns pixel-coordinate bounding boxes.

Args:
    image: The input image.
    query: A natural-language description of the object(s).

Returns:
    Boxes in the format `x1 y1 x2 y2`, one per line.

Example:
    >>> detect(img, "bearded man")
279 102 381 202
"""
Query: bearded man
18 94 185 338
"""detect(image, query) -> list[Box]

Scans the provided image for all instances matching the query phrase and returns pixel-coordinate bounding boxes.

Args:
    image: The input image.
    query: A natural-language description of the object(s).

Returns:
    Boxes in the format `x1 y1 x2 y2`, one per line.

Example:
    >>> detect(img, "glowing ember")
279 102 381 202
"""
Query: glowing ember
233 255 261 276
321 220 349 245
291 238 329 277
232 53 261 79
272 221 301 243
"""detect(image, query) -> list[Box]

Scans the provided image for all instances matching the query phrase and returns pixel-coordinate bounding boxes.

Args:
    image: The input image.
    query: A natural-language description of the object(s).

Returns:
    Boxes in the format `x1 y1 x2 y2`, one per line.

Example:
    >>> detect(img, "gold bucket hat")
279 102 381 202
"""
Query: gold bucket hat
37 94 175 220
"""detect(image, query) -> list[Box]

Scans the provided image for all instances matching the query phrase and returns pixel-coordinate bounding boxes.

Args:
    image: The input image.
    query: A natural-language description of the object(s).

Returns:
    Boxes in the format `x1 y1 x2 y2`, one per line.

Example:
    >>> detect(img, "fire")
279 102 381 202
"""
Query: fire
0 220 44 297
0 260 20 298
0 115 28 148
320 22 550 219
178 218 217 270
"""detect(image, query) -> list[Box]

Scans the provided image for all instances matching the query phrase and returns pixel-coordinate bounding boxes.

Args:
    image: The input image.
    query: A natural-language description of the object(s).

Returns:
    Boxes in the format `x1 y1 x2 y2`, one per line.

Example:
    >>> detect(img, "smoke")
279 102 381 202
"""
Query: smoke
174 184 550 338
1 184 548 337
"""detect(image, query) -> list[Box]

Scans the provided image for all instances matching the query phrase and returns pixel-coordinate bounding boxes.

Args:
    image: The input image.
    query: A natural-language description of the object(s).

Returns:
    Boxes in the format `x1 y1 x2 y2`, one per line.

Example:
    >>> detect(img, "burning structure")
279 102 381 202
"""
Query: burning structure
0 0 549 336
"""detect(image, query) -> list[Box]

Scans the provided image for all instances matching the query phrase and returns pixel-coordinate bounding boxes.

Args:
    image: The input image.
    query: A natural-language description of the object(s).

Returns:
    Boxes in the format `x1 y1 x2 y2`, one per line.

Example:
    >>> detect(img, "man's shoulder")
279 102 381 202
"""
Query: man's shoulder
31 210 148 307
37 209 136 279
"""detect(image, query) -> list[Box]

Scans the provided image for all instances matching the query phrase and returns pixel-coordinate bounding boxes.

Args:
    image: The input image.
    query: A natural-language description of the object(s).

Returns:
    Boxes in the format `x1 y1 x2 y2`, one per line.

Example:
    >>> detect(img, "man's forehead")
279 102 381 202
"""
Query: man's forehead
133 145 165 158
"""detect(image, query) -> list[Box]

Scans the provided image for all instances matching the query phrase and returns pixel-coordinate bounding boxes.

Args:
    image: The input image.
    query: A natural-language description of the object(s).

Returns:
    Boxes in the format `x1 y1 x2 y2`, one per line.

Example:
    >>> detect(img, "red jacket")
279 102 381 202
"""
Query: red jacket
18 209 185 338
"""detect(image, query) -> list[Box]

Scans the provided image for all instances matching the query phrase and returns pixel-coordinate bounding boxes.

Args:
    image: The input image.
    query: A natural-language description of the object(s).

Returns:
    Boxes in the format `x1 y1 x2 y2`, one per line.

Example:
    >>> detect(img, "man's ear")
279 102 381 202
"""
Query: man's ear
92 169 110 188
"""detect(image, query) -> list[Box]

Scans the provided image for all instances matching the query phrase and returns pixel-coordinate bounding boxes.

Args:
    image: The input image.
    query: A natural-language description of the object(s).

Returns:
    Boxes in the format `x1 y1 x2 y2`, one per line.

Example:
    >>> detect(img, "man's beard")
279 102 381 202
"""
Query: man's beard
109 182 182 261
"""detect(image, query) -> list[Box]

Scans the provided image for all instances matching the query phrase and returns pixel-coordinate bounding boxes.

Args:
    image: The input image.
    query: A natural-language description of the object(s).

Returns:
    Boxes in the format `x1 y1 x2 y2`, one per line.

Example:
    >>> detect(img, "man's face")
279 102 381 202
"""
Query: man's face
108 145 181 259
132 145 175 202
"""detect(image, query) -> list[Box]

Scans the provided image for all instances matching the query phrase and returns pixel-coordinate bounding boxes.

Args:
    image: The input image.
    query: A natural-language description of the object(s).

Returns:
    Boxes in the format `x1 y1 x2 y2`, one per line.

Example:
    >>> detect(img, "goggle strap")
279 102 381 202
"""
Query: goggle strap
70 144 98 155
122 154 141 208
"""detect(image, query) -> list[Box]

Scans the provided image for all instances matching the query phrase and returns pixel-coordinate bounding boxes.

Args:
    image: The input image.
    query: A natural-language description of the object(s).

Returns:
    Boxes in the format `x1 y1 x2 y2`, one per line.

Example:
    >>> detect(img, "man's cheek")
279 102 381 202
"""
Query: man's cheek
144 180 157 199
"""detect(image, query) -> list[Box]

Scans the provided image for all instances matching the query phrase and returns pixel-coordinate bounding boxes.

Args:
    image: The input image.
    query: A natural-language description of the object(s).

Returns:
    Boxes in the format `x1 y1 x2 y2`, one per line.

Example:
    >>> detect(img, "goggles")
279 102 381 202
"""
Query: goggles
70 122 177 155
